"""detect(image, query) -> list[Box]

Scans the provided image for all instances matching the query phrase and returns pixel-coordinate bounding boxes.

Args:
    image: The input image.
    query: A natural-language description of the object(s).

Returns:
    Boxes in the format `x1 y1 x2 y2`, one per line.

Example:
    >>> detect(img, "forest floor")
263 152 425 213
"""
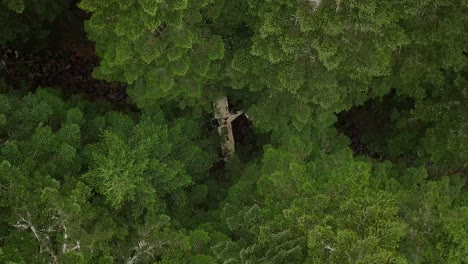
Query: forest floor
1 47 128 105
0 3 128 106
336 120 384 160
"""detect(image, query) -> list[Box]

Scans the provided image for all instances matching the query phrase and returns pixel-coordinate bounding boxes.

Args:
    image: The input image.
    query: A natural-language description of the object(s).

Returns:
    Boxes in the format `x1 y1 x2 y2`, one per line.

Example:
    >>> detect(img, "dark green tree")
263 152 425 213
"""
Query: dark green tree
0 87 216 263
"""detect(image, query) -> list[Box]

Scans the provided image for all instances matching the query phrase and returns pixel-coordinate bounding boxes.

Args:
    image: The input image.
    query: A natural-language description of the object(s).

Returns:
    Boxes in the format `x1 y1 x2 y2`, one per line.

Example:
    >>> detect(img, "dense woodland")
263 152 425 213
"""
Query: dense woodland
0 0 467 263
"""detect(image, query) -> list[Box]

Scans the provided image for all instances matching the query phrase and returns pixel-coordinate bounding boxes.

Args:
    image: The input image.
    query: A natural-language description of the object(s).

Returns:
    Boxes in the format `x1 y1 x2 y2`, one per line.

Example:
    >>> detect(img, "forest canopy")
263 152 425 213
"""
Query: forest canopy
0 0 467 263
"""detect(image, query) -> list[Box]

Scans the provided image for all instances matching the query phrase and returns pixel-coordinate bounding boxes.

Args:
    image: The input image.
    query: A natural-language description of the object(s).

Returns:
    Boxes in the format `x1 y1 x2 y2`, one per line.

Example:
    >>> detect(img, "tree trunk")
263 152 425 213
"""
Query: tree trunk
213 97 243 161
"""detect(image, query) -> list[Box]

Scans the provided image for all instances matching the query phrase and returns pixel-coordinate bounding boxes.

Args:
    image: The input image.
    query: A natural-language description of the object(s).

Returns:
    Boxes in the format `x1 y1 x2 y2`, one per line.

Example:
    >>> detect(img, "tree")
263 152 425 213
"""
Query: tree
78 0 439 158
338 0 468 174
79 0 226 109
214 142 405 263
1 0 467 262
0 87 216 263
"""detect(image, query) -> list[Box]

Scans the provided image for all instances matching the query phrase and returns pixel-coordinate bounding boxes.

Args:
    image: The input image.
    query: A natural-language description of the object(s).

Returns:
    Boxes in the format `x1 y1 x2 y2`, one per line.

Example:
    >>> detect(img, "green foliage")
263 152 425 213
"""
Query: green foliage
0 87 216 262
80 0 468 145
79 0 227 109
379 165 468 263
1 0 467 263
216 144 468 263
344 68 468 174
342 0 468 173
83 114 201 213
